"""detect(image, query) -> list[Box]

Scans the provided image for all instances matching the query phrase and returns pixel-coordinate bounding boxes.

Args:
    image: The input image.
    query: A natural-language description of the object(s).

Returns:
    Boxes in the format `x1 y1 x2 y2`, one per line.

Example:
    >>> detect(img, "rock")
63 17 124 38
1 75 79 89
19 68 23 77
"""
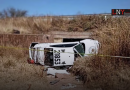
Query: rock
50 80 60 85
47 75 55 78
12 29 20 34
47 68 70 76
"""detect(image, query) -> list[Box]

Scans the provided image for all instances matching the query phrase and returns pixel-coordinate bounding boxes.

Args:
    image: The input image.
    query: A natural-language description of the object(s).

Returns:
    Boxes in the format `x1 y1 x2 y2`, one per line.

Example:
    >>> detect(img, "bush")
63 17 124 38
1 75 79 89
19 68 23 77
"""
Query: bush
0 7 27 18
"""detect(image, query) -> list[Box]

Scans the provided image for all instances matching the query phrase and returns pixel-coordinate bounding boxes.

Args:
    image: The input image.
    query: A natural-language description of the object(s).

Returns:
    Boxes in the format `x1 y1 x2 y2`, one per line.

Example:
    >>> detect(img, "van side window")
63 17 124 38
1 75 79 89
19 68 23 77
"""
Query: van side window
50 43 77 47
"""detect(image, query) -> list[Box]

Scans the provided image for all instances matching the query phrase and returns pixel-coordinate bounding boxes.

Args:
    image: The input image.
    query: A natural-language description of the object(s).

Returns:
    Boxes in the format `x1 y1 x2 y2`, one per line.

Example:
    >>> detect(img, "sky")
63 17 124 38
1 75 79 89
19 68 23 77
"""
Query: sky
0 0 130 16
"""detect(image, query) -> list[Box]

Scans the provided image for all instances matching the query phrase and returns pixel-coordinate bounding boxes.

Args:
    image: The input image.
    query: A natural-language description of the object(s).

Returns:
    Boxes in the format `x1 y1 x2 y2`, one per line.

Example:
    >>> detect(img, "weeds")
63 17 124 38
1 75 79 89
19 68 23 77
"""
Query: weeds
0 15 113 34
71 16 130 90
0 46 49 90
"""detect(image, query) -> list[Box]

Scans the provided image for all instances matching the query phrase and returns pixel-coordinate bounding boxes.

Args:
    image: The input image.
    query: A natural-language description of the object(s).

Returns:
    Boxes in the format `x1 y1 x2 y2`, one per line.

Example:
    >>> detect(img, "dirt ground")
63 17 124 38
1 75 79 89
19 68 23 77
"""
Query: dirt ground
0 61 86 90
47 73 87 90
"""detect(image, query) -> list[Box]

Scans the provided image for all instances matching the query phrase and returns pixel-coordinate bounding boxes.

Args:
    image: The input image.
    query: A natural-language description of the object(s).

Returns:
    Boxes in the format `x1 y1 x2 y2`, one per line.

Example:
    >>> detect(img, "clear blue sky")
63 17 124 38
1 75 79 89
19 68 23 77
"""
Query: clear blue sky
0 0 130 16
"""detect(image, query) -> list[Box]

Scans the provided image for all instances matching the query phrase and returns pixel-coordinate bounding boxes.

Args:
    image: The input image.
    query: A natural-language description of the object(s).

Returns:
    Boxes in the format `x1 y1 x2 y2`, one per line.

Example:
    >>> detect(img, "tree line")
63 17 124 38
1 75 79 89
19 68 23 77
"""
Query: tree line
0 7 28 18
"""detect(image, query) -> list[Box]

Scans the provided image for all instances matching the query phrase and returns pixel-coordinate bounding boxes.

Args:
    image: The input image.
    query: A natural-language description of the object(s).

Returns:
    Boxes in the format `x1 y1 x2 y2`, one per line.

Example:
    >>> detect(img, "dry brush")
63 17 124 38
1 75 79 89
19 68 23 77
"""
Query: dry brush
71 16 130 90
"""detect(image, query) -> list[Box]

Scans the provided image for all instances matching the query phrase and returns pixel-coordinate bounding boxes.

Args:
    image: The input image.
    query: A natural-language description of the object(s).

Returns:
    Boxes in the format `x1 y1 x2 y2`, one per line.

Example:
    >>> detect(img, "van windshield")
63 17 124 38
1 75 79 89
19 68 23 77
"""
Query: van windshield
74 44 85 57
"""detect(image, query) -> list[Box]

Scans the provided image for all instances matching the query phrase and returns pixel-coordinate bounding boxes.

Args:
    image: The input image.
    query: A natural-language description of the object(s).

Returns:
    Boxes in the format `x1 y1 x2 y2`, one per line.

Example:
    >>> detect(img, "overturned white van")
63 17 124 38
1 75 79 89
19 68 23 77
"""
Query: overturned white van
29 39 99 66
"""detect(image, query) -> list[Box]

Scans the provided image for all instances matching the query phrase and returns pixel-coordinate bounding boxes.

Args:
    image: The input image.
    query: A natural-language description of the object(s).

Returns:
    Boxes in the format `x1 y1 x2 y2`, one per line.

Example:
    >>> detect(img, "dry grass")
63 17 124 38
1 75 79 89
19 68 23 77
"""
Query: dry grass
1 15 130 90
0 46 53 90
0 15 111 34
71 16 130 90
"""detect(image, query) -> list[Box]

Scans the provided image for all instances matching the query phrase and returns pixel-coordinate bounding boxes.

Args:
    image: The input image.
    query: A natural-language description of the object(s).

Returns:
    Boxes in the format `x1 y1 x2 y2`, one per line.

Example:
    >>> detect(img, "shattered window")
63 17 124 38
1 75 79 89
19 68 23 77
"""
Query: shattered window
74 44 85 57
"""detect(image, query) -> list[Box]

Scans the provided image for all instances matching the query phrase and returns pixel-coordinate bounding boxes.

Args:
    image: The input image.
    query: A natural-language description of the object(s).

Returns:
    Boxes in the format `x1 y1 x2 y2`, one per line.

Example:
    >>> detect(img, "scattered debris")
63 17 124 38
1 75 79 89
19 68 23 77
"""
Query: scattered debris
43 66 50 71
61 83 77 89
27 58 34 64
47 75 55 78
66 66 72 72
47 68 70 76
75 76 82 82
50 80 60 85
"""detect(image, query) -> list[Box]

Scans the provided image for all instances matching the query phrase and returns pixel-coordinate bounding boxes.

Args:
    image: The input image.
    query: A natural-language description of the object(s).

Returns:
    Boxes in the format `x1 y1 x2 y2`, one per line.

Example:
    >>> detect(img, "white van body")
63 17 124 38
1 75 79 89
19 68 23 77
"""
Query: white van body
29 39 99 66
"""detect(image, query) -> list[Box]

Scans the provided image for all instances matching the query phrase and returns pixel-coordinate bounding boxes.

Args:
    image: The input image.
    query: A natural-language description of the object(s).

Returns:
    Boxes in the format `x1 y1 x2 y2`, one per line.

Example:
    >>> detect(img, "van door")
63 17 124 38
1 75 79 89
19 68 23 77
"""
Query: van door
53 48 74 66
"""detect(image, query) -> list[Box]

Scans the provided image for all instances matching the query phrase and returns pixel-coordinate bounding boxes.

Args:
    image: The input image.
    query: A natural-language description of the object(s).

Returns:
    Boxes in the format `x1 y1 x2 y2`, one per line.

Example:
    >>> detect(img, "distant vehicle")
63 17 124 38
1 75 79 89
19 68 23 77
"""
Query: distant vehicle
28 39 99 66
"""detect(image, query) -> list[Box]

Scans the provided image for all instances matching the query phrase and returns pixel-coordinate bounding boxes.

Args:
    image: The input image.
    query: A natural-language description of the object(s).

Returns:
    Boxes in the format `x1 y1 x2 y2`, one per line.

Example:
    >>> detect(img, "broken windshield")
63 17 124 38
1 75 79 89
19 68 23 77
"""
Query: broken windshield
74 44 85 57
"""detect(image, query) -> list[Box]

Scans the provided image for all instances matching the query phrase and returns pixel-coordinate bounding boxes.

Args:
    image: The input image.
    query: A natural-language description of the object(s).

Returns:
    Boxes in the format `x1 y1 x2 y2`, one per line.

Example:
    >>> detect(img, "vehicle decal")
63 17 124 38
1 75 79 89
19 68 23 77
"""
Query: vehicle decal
89 46 96 54
54 50 61 65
